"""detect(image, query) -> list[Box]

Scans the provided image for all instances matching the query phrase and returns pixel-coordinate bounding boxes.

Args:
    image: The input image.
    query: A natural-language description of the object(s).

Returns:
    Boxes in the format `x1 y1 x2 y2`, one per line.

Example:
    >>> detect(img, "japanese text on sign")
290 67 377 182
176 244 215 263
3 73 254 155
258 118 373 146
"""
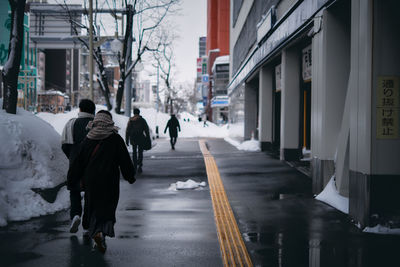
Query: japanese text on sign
377 76 399 139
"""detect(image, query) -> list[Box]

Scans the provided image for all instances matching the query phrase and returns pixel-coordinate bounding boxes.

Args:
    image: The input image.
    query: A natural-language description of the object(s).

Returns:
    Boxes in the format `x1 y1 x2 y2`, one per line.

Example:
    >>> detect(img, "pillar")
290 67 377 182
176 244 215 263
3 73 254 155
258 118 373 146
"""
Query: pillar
258 65 273 151
244 81 258 140
280 48 301 161
311 2 351 194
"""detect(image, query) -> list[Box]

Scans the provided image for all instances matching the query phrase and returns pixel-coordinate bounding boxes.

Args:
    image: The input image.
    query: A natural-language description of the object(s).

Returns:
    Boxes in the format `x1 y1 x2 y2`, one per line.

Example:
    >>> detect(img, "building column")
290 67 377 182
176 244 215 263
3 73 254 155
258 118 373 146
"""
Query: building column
244 81 258 140
258 66 273 151
311 3 351 194
280 48 301 161
348 0 400 227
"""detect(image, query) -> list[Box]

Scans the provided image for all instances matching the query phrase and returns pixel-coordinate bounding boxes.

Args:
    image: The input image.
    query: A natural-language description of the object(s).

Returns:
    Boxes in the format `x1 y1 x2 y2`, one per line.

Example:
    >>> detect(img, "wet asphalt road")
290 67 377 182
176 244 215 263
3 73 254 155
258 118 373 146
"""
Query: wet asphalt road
1 138 400 267
0 138 221 267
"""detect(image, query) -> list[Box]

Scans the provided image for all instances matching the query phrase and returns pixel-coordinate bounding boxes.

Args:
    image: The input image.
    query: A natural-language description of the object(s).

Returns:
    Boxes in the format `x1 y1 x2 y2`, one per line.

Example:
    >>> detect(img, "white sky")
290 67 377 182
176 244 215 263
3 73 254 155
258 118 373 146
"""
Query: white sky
172 0 206 85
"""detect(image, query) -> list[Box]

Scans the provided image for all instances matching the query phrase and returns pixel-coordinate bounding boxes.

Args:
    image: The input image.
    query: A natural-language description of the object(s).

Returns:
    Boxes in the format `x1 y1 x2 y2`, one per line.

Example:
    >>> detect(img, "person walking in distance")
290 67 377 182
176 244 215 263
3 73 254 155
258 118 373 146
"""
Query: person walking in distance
126 108 150 174
164 114 181 150
61 99 95 235
67 110 136 253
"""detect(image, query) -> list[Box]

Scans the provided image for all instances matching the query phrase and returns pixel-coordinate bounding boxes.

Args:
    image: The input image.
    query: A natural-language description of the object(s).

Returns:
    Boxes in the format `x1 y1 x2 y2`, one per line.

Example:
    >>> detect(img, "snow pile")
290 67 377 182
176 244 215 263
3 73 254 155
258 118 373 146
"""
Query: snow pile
363 225 400 235
227 122 244 138
315 176 349 214
168 179 207 191
224 137 261 152
37 106 229 139
0 101 69 226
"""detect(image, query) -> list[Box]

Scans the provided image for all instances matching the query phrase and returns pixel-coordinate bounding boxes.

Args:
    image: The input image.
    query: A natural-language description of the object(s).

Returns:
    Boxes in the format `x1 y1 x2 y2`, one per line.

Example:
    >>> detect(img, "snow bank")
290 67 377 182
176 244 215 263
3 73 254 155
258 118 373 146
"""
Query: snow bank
224 137 261 152
37 106 229 139
168 179 207 191
315 176 349 214
0 100 69 226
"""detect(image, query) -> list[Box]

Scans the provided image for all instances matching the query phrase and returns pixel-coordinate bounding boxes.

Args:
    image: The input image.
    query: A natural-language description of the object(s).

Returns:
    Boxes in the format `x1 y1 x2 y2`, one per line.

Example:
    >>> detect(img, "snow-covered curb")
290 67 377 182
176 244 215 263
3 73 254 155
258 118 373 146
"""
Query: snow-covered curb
224 137 261 152
315 176 349 214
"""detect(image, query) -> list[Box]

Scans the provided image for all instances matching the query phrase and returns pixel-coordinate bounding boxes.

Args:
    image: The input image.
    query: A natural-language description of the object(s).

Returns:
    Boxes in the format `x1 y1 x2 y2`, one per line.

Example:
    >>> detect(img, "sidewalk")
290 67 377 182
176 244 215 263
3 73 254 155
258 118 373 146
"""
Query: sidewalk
206 139 400 267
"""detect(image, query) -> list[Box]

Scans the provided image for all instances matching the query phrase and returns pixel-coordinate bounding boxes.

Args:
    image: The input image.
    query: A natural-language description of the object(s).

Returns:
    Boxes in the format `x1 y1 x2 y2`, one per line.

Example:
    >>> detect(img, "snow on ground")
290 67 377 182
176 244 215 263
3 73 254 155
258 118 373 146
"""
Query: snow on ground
37 105 229 139
0 100 69 226
224 137 261 152
315 176 349 214
168 179 207 191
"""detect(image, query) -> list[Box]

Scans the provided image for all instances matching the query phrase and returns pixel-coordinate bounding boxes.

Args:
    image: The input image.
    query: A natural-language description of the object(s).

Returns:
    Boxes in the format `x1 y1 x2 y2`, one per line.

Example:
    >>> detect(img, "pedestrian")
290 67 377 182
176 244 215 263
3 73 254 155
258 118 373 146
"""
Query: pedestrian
125 108 150 174
164 114 181 150
61 99 95 235
67 110 136 253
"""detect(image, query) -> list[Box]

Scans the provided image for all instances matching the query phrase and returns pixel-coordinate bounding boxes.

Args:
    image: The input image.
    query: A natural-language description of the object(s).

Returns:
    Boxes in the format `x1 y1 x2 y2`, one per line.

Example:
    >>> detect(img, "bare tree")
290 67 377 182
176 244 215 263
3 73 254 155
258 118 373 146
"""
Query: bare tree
61 0 113 110
114 0 180 114
2 0 26 114
152 26 177 114
59 0 179 113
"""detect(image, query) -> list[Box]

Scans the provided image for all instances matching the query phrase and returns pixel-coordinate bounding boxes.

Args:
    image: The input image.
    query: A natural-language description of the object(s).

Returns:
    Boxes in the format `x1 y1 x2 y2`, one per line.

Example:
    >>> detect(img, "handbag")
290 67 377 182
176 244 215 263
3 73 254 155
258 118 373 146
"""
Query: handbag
143 135 152 150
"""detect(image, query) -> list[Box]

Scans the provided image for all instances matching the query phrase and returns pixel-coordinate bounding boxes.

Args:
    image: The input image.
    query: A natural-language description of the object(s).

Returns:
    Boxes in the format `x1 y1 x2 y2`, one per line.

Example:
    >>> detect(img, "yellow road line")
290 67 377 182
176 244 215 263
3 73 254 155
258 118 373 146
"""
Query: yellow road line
199 140 253 267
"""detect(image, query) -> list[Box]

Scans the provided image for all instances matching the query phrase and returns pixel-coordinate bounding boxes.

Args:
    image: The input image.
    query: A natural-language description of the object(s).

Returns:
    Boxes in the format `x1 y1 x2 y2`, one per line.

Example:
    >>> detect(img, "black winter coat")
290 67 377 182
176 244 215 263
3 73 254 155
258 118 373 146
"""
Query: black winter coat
67 133 135 223
62 117 93 162
126 115 150 146
164 117 181 137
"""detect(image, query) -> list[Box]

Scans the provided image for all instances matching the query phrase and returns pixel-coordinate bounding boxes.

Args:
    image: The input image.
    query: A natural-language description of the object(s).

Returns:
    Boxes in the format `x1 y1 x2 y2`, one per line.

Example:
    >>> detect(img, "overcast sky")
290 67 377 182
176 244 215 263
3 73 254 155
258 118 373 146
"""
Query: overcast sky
172 0 206 85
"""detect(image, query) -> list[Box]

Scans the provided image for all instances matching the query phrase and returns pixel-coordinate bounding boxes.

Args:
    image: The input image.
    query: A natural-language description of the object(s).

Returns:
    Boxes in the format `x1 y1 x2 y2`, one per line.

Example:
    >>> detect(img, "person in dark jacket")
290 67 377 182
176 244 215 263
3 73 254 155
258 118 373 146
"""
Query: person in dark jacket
67 110 135 253
164 114 181 150
125 108 150 174
61 99 95 234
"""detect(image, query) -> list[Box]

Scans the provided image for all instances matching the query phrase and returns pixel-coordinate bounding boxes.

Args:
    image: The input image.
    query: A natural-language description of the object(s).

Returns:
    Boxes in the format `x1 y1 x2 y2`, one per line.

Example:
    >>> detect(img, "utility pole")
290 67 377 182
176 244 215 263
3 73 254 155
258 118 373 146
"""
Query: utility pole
89 0 94 101
155 64 159 138
156 64 159 113
124 5 133 117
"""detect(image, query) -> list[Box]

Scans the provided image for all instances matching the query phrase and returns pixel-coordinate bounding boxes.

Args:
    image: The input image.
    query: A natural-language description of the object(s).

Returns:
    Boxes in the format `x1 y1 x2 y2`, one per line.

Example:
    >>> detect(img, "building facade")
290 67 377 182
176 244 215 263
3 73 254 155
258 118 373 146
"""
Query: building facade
206 0 230 121
29 3 82 107
228 0 400 227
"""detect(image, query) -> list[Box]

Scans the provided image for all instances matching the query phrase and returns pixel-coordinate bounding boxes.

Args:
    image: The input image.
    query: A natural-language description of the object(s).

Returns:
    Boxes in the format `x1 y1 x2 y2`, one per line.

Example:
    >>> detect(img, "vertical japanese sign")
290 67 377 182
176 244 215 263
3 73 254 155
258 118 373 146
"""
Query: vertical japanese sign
376 76 399 139
302 45 312 82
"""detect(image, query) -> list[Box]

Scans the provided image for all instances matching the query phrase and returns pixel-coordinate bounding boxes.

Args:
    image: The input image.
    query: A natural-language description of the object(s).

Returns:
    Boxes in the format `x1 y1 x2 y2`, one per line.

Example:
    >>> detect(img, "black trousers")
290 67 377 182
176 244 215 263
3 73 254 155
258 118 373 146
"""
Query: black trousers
132 144 143 168
70 190 89 229
170 136 177 147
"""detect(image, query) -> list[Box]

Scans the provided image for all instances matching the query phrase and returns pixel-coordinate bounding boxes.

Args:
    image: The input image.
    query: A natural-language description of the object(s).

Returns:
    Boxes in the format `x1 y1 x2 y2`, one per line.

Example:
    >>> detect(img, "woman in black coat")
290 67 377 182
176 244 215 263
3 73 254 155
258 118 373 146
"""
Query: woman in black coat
67 110 135 253
164 114 181 150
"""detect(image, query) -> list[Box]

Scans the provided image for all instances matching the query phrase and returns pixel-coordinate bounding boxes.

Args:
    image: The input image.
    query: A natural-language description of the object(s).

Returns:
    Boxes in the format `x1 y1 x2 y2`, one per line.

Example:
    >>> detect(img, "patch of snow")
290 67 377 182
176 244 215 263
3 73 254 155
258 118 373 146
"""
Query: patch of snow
315 175 349 214
0 99 69 226
224 137 261 152
168 179 207 191
363 225 400 235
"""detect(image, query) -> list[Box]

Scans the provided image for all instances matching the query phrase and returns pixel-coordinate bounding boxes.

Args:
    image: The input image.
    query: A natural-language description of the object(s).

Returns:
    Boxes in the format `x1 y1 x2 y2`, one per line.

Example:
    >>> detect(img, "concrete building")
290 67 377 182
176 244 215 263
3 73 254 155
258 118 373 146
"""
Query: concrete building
228 0 400 227
206 0 230 121
211 55 230 123
29 3 82 107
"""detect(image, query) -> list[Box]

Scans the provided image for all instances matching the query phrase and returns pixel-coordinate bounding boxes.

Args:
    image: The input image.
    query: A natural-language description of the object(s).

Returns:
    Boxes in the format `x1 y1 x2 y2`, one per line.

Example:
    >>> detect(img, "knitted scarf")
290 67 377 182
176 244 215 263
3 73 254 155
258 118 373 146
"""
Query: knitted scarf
61 112 94 144
86 113 120 140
